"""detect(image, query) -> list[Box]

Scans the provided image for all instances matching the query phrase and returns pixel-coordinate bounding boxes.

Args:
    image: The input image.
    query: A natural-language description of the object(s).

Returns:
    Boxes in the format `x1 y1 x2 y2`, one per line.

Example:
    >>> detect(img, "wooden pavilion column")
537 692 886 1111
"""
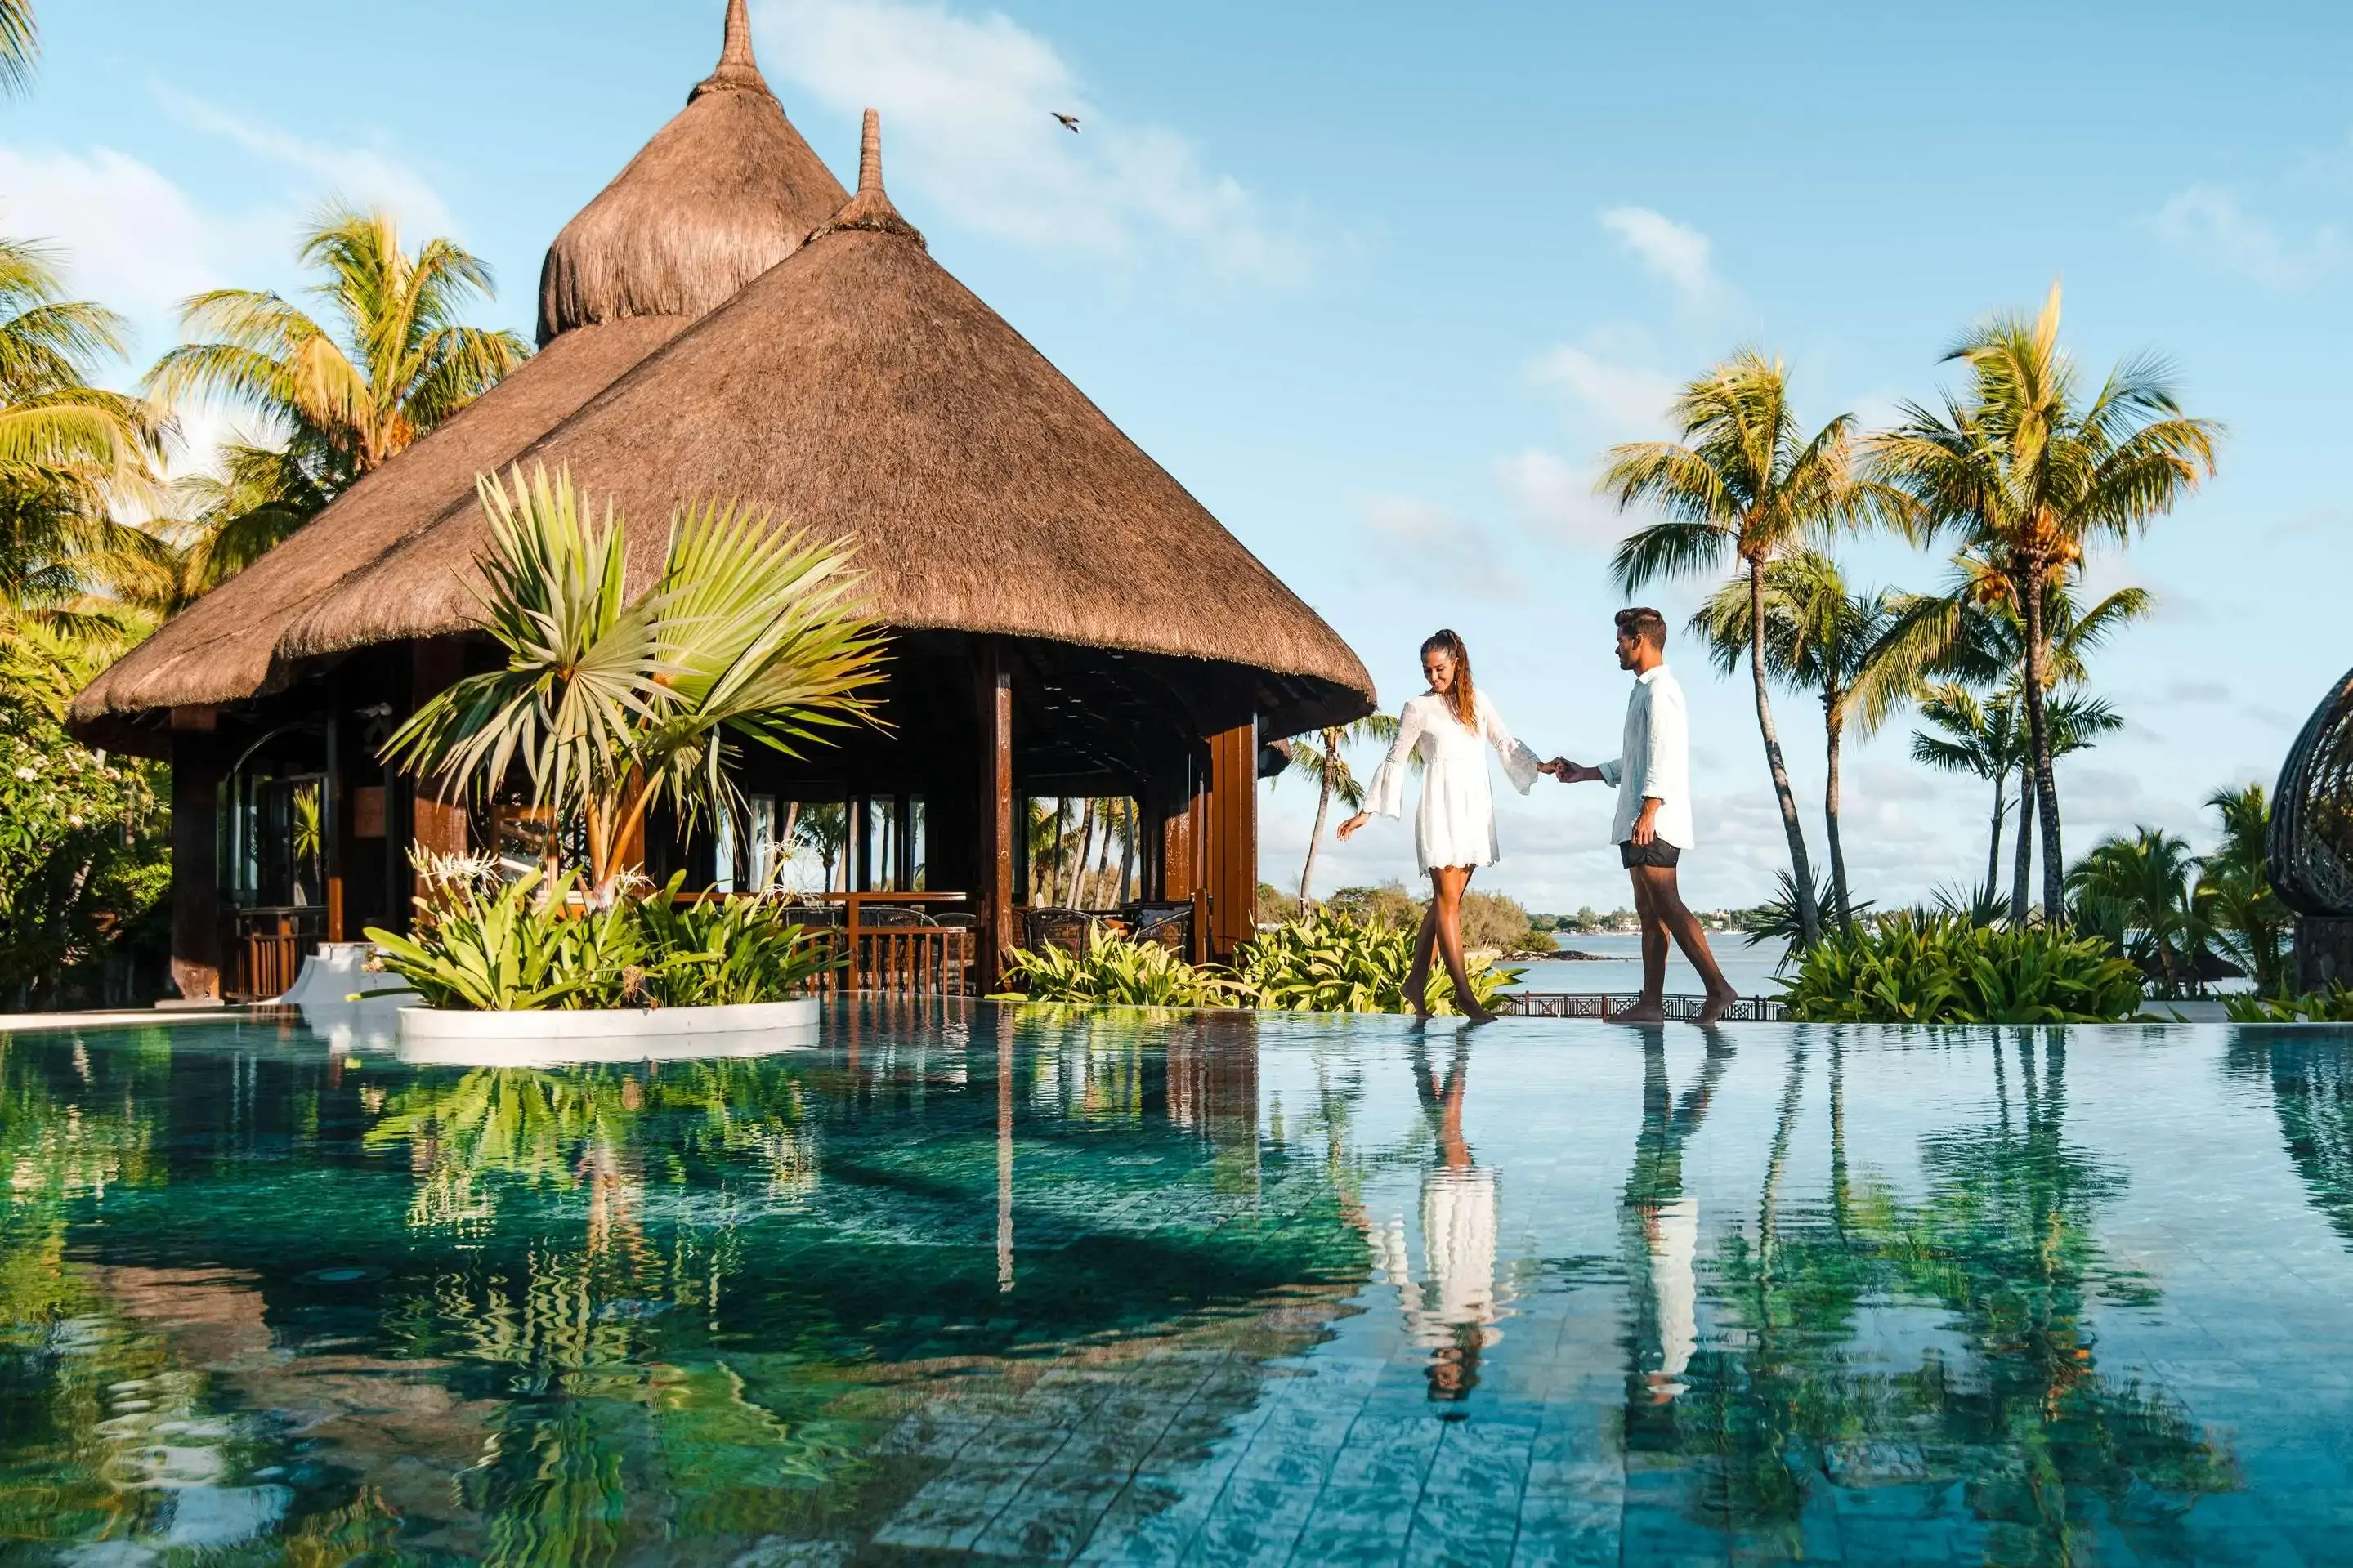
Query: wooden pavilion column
1203 720 1259 964
168 712 221 1001
409 639 470 868
975 646 1016 993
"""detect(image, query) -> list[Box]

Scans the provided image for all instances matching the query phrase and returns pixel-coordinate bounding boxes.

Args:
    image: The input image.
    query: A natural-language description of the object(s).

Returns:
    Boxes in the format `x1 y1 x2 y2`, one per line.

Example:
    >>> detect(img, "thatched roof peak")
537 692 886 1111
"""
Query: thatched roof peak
808 110 925 248
690 0 767 101
535 0 848 345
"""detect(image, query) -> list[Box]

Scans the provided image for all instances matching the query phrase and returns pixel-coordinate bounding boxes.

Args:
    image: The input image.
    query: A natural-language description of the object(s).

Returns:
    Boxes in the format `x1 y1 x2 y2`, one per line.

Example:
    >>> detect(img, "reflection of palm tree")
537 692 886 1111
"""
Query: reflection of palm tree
2227 1035 2353 1247
1379 1039 1504 1400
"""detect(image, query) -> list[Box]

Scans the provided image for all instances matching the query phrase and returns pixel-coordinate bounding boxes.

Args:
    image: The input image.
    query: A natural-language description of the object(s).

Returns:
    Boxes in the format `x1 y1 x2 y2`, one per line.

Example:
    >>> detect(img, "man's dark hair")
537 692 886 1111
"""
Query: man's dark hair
1615 606 1668 649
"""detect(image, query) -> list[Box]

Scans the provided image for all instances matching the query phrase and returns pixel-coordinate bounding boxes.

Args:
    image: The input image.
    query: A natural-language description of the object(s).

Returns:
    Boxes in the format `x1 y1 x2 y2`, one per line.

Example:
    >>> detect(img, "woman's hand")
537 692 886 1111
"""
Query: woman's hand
1336 812 1369 842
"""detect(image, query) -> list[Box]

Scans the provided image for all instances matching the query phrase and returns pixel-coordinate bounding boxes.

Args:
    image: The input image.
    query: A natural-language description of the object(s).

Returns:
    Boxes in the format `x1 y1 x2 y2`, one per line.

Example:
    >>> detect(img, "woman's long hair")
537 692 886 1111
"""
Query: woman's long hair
1421 629 1476 728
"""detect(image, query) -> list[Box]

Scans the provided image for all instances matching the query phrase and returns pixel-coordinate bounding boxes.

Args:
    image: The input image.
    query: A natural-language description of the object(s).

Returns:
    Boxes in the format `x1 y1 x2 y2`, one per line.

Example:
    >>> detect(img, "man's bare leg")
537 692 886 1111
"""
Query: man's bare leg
1637 864 1739 1023
1613 869 1670 1024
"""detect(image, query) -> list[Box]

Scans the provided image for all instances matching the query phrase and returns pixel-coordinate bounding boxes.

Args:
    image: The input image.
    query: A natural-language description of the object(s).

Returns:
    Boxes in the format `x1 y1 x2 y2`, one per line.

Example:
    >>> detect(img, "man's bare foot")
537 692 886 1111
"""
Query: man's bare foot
1612 1001 1667 1025
1461 1003 1500 1025
1696 988 1739 1025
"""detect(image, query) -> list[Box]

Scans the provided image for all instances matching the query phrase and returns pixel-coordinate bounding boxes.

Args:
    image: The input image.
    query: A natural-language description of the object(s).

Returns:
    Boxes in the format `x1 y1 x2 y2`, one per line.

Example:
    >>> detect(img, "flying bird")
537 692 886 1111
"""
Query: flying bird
1051 112 1080 133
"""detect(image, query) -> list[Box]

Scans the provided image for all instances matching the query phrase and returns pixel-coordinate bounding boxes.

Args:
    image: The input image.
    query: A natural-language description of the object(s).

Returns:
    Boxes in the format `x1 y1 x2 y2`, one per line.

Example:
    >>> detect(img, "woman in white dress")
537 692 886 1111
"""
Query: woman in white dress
1336 629 1543 1022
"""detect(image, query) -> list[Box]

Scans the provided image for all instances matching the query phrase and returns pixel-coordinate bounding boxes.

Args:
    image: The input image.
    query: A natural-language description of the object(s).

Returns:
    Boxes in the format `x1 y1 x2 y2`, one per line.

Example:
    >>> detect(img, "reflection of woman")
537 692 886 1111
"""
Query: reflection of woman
1337 631 1543 1022
1376 1041 1506 1400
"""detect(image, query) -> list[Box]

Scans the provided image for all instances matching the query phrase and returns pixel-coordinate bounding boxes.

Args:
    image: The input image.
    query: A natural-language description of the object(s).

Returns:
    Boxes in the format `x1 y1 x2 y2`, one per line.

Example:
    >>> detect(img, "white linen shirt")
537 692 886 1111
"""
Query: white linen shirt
1597 664 1695 850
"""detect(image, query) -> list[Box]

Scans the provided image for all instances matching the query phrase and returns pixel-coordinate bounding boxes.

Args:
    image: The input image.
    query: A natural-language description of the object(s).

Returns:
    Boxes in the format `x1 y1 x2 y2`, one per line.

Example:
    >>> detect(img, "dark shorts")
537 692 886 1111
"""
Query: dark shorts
1620 838 1683 869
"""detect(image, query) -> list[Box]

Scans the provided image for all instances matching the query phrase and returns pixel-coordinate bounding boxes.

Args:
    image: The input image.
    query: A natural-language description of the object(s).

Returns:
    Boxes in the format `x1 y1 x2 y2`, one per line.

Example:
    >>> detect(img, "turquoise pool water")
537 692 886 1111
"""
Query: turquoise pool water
5 1007 2351 1566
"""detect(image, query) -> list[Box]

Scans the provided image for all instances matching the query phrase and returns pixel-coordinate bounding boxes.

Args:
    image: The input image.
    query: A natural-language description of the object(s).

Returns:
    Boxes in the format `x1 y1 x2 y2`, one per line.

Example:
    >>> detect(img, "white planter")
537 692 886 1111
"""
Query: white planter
395 996 819 1067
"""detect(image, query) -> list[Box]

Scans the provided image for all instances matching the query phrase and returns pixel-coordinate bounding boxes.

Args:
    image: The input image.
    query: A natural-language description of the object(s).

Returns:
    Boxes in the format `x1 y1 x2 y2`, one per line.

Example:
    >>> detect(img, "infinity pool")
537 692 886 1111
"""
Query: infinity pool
4 1007 2351 1566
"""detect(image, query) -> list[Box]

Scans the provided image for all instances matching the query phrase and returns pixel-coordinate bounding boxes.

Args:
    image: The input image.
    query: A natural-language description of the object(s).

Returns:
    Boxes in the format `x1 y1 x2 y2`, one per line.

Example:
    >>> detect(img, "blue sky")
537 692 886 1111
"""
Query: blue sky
9 0 2348 911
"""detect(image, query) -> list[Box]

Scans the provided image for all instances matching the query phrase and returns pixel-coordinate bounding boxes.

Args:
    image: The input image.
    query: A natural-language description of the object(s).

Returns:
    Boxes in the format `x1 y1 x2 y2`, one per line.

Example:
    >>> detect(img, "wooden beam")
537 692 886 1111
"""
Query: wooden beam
976 647 1016 993
1204 720 1259 963
409 639 469 864
168 733 221 1001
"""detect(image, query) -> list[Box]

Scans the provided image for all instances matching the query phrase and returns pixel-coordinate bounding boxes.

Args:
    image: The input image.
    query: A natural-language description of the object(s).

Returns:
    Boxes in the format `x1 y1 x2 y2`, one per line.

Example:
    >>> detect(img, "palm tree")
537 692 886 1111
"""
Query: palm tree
2197 783 2290 998
1910 682 2024 905
1691 552 1908 928
2068 827 2208 997
145 205 528 493
1281 713 1399 909
0 238 167 670
1601 352 1900 948
384 465 884 903
0 2 34 96
1869 284 2218 921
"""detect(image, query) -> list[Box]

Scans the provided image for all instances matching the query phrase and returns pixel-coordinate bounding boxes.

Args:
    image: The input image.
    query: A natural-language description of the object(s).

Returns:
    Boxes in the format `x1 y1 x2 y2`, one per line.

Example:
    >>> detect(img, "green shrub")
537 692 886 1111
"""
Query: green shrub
2224 986 2353 1023
365 870 834 1011
998 930 1246 1008
1239 909 1516 1016
1778 912 2143 1024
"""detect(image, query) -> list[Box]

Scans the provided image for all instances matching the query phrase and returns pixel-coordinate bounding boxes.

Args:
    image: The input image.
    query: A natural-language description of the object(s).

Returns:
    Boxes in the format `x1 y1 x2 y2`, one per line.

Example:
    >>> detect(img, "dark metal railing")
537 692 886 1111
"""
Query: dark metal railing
1496 991 1787 1022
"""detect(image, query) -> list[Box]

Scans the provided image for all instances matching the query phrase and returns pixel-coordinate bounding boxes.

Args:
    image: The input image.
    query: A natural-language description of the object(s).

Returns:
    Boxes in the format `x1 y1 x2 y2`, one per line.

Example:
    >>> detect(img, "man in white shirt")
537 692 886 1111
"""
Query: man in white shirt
1546 607 1738 1025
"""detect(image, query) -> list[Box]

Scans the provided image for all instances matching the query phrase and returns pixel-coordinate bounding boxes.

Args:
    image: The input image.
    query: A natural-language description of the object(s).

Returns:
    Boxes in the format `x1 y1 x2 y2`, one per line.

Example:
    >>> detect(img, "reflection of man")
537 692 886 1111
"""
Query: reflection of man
1547 607 1738 1025
1376 1041 1506 1400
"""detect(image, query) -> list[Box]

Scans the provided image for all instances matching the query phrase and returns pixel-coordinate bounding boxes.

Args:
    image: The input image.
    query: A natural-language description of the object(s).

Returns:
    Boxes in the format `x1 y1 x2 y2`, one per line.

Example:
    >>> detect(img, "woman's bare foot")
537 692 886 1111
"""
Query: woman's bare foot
1461 1004 1501 1025
1696 987 1739 1025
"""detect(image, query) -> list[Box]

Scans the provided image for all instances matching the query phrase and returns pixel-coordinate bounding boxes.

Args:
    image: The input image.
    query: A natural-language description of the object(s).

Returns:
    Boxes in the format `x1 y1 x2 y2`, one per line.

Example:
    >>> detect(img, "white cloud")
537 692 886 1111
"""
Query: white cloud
2154 185 2342 288
1496 449 1628 551
0 147 226 331
758 0 1308 283
1527 340 1675 438
1599 206 1716 300
153 87 459 240
1356 494 1522 601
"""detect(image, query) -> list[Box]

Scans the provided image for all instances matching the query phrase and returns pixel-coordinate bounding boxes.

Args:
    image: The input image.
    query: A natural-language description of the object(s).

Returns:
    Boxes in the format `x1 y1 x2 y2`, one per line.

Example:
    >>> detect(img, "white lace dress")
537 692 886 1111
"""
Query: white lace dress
1362 691 1543 873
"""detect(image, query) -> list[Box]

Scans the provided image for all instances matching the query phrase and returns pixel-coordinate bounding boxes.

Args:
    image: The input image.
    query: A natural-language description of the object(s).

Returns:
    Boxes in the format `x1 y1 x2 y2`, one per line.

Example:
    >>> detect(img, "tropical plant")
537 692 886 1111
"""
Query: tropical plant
0 1 33 96
1691 551 1908 927
1278 713 1399 907
1778 912 2143 1023
2065 827 2212 998
383 465 884 902
2196 783 2291 998
1868 284 2219 920
2226 986 2353 1024
1240 908 1518 1015
1739 870 1868 969
628 877 835 1007
1911 682 2024 905
1602 352 1902 948
998 927 1244 1008
146 206 527 480
365 869 642 1011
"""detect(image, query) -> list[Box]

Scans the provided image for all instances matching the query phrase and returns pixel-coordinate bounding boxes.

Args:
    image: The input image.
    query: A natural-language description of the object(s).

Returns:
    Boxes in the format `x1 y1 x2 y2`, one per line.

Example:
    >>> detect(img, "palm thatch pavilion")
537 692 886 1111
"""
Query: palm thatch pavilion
71 2 1372 1001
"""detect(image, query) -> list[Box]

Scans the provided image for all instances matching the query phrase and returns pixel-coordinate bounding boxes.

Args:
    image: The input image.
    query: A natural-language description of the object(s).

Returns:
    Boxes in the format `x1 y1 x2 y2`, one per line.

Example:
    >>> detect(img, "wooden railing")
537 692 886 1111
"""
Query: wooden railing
1496 991 1787 1022
793 892 977 997
226 905 327 1001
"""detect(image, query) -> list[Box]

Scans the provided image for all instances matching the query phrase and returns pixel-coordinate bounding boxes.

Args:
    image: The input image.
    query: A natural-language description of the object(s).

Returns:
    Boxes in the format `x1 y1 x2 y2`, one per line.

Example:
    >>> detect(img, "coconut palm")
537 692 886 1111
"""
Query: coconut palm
1910 682 2024 906
1601 352 1901 948
1281 713 1399 909
1869 284 2218 921
0 2 34 96
383 465 885 903
1691 552 1908 928
2197 783 2290 998
2068 827 2208 998
0 239 168 671
145 205 529 486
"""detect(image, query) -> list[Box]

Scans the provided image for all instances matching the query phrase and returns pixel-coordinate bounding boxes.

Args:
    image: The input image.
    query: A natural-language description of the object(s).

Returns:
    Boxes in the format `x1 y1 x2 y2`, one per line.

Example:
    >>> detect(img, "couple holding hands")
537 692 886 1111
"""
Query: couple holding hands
1335 608 1739 1025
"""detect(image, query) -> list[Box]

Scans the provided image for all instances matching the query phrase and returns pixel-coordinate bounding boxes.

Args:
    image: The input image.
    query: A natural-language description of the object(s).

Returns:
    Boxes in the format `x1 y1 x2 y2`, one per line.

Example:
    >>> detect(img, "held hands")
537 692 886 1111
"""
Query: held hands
1542 757 1604 784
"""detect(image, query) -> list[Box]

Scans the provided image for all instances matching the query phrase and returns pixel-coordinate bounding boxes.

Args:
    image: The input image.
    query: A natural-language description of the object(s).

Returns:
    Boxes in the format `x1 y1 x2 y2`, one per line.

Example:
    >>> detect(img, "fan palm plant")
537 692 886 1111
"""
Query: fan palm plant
1869 284 2218 920
383 465 885 904
1281 713 1399 909
145 205 528 488
1600 352 1903 948
1691 551 1907 928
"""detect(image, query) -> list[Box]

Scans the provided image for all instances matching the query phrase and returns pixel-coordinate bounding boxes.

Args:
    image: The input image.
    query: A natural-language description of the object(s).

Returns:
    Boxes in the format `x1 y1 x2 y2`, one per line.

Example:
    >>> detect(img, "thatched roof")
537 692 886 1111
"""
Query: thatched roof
71 317 691 737
535 0 847 345
280 114 1375 732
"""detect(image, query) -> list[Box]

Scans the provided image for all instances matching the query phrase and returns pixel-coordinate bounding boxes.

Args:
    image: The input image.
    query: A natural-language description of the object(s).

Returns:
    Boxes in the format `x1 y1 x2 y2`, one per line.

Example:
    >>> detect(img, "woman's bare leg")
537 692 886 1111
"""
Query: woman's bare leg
1432 865 1496 1022
1406 886 1441 1020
